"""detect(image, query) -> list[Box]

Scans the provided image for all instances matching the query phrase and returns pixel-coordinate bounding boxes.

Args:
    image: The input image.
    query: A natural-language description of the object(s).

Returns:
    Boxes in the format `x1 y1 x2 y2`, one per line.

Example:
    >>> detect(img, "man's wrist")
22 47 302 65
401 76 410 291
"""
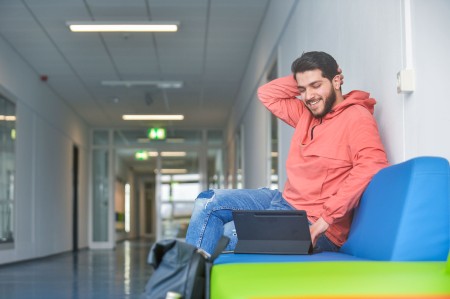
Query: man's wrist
320 214 333 227
316 217 330 233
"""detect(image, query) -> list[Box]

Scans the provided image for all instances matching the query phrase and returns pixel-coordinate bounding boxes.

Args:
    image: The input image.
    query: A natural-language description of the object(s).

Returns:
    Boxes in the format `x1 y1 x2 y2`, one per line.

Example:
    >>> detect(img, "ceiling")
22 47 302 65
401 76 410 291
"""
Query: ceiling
0 0 270 131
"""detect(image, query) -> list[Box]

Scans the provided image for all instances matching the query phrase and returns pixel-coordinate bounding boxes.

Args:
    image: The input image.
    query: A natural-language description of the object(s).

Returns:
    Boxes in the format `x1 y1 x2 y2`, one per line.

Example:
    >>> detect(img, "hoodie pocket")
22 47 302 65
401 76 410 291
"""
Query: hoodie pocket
320 156 352 198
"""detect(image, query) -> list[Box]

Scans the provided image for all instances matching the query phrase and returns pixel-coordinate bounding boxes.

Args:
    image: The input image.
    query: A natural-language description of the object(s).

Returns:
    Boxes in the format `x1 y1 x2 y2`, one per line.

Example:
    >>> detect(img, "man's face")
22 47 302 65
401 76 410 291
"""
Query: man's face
295 69 337 119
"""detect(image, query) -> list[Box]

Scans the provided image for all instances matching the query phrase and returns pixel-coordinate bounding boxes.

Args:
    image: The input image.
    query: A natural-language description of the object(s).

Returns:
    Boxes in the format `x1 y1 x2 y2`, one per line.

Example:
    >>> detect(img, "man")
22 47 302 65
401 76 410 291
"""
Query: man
185 51 388 254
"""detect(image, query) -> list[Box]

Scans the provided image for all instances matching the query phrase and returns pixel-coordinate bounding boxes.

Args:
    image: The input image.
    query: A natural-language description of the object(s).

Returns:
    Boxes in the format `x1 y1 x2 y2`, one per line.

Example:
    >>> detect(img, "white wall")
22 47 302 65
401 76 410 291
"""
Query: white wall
279 0 405 163
227 0 450 189
226 0 296 188
405 0 450 159
241 94 271 188
0 34 89 264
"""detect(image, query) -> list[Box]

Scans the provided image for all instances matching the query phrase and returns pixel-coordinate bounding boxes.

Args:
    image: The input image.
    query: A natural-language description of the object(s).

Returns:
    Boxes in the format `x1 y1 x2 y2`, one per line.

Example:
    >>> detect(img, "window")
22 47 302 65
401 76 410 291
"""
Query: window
160 153 200 239
0 95 16 245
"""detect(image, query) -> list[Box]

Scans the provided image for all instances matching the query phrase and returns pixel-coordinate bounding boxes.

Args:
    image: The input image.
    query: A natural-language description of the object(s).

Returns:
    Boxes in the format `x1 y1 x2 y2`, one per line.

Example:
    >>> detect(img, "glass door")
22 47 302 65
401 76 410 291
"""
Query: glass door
0 95 15 247
90 130 115 249
157 150 201 240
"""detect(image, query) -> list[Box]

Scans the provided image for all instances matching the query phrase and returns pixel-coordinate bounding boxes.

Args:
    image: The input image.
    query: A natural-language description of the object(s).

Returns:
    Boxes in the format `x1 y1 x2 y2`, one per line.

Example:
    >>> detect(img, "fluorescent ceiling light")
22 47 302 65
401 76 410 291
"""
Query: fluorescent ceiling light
102 80 183 89
159 169 188 174
123 115 184 121
143 151 186 157
67 21 179 32
160 151 186 157
0 115 16 121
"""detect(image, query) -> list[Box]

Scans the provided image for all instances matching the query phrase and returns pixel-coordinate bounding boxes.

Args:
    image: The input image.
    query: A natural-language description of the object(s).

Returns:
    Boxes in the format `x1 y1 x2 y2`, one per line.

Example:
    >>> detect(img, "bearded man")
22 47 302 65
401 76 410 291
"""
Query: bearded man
185 51 389 254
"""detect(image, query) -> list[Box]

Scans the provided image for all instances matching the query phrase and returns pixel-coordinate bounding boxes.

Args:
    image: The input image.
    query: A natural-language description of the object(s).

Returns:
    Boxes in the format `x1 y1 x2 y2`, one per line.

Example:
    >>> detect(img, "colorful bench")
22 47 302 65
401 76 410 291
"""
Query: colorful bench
211 157 450 298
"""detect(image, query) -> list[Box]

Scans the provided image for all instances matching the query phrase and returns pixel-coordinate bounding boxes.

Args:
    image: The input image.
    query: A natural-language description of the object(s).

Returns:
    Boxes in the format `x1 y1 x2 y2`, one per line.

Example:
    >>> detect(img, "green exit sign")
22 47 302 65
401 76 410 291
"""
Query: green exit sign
135 150 148 161
148 128 166 140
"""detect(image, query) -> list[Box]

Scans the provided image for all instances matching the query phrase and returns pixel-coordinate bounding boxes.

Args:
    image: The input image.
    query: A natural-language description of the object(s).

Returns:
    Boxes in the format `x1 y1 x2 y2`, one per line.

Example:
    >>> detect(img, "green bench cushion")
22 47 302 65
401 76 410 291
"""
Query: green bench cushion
211 261 450 299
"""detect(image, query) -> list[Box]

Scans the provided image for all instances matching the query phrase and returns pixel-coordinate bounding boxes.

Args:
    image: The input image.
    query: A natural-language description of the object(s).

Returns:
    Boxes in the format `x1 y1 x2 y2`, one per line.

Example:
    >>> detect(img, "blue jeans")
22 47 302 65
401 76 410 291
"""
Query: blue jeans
185 188 339 254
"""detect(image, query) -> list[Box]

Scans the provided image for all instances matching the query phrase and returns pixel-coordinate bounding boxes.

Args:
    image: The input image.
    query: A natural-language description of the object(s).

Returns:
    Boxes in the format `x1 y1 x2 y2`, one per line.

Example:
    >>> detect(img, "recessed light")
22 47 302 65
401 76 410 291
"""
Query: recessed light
67 21 179 32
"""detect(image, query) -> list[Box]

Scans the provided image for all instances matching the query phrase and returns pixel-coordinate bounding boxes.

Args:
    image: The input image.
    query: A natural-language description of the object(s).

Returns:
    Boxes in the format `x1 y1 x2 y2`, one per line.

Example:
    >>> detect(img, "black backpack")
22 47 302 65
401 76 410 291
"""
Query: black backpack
141 236 229 299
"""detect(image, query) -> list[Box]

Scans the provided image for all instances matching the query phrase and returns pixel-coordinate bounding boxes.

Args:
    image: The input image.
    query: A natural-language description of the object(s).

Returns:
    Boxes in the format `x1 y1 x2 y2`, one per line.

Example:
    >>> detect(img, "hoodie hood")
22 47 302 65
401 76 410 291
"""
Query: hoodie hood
324 90 376 120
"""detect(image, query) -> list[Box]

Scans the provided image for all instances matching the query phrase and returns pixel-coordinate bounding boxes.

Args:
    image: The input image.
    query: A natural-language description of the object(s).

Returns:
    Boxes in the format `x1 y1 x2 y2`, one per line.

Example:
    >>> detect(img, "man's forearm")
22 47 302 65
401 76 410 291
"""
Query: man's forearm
257 75 304 127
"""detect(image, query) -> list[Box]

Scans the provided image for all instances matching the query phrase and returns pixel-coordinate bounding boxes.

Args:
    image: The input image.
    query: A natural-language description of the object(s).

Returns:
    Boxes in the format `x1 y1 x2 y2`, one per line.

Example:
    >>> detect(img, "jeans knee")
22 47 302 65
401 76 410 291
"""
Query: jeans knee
197 190 215 200
193 189 216 211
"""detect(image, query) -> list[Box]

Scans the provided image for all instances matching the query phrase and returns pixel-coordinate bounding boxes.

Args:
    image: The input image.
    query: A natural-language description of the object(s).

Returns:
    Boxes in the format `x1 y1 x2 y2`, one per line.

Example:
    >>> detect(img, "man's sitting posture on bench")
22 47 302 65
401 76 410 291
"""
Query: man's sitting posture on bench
185 51 389 254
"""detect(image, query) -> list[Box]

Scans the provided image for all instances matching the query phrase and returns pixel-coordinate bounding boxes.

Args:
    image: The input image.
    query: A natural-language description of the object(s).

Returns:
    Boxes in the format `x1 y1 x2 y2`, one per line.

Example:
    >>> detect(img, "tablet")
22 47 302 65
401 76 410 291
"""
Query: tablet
232 210 313 255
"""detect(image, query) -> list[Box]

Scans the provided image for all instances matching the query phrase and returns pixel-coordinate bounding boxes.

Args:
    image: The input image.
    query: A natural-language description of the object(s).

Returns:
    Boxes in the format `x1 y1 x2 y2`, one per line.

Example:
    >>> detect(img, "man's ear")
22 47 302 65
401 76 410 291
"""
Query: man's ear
332 75 341 90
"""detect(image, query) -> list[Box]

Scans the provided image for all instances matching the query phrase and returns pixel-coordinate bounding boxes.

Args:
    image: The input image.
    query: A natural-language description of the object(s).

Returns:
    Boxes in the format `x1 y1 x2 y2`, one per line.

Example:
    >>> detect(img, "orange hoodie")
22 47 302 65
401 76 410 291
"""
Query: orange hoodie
258 75 388 246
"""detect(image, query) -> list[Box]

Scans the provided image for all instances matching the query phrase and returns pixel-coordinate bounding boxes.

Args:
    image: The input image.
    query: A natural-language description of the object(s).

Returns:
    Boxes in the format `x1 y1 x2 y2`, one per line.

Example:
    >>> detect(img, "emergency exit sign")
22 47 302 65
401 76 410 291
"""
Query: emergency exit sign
147 128 166 140
135 150 148 161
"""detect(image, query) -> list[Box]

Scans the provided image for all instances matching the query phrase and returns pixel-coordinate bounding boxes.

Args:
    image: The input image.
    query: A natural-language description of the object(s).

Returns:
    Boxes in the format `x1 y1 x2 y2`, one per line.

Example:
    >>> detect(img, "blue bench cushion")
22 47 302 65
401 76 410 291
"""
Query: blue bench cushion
214 251 364 265
341 156 450 261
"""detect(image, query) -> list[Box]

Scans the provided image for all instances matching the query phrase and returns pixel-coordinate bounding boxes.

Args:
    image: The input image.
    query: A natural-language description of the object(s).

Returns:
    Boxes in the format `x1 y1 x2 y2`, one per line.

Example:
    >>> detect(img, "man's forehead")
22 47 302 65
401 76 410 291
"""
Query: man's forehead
295 69 325 86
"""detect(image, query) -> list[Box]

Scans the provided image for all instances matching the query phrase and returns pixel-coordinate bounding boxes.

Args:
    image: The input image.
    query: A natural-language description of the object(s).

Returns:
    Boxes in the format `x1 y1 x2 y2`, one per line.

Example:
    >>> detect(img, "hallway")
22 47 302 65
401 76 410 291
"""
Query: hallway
0 239 153 299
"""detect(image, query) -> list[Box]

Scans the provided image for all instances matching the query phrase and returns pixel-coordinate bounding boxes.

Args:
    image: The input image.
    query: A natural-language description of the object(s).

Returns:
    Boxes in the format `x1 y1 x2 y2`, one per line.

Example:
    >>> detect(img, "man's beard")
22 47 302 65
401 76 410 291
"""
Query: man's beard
309 87 337 119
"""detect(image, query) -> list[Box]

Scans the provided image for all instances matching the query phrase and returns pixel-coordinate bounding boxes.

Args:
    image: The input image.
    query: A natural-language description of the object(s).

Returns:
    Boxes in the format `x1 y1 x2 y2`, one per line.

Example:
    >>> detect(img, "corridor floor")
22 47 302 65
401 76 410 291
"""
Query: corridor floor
0 239 154 299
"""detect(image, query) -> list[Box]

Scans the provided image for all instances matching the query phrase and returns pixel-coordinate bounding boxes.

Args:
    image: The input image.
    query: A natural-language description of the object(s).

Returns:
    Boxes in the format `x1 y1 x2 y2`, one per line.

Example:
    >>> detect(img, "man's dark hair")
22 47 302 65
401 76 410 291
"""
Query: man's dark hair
291 51 338 81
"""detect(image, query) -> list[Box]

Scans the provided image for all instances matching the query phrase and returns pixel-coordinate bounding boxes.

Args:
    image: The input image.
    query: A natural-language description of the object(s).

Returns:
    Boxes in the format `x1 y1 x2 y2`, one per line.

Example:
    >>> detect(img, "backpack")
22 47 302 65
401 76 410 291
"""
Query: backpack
141 236 229 299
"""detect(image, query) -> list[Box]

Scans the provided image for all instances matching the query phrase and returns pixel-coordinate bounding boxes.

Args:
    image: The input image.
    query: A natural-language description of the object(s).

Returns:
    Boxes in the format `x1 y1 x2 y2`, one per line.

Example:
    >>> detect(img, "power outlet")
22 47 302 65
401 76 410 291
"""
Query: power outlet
397 69 415 93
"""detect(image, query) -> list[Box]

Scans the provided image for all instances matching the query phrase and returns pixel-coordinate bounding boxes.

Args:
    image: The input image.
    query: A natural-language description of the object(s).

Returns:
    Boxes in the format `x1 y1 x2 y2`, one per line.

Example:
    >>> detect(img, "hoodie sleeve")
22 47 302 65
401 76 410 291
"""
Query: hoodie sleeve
320 111 389 225
257 75 306 127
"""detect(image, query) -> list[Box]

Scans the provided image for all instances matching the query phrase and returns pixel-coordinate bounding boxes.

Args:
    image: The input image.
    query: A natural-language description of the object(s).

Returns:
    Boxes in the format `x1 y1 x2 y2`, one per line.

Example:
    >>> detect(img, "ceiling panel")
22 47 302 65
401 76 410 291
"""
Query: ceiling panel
0 0 270 129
